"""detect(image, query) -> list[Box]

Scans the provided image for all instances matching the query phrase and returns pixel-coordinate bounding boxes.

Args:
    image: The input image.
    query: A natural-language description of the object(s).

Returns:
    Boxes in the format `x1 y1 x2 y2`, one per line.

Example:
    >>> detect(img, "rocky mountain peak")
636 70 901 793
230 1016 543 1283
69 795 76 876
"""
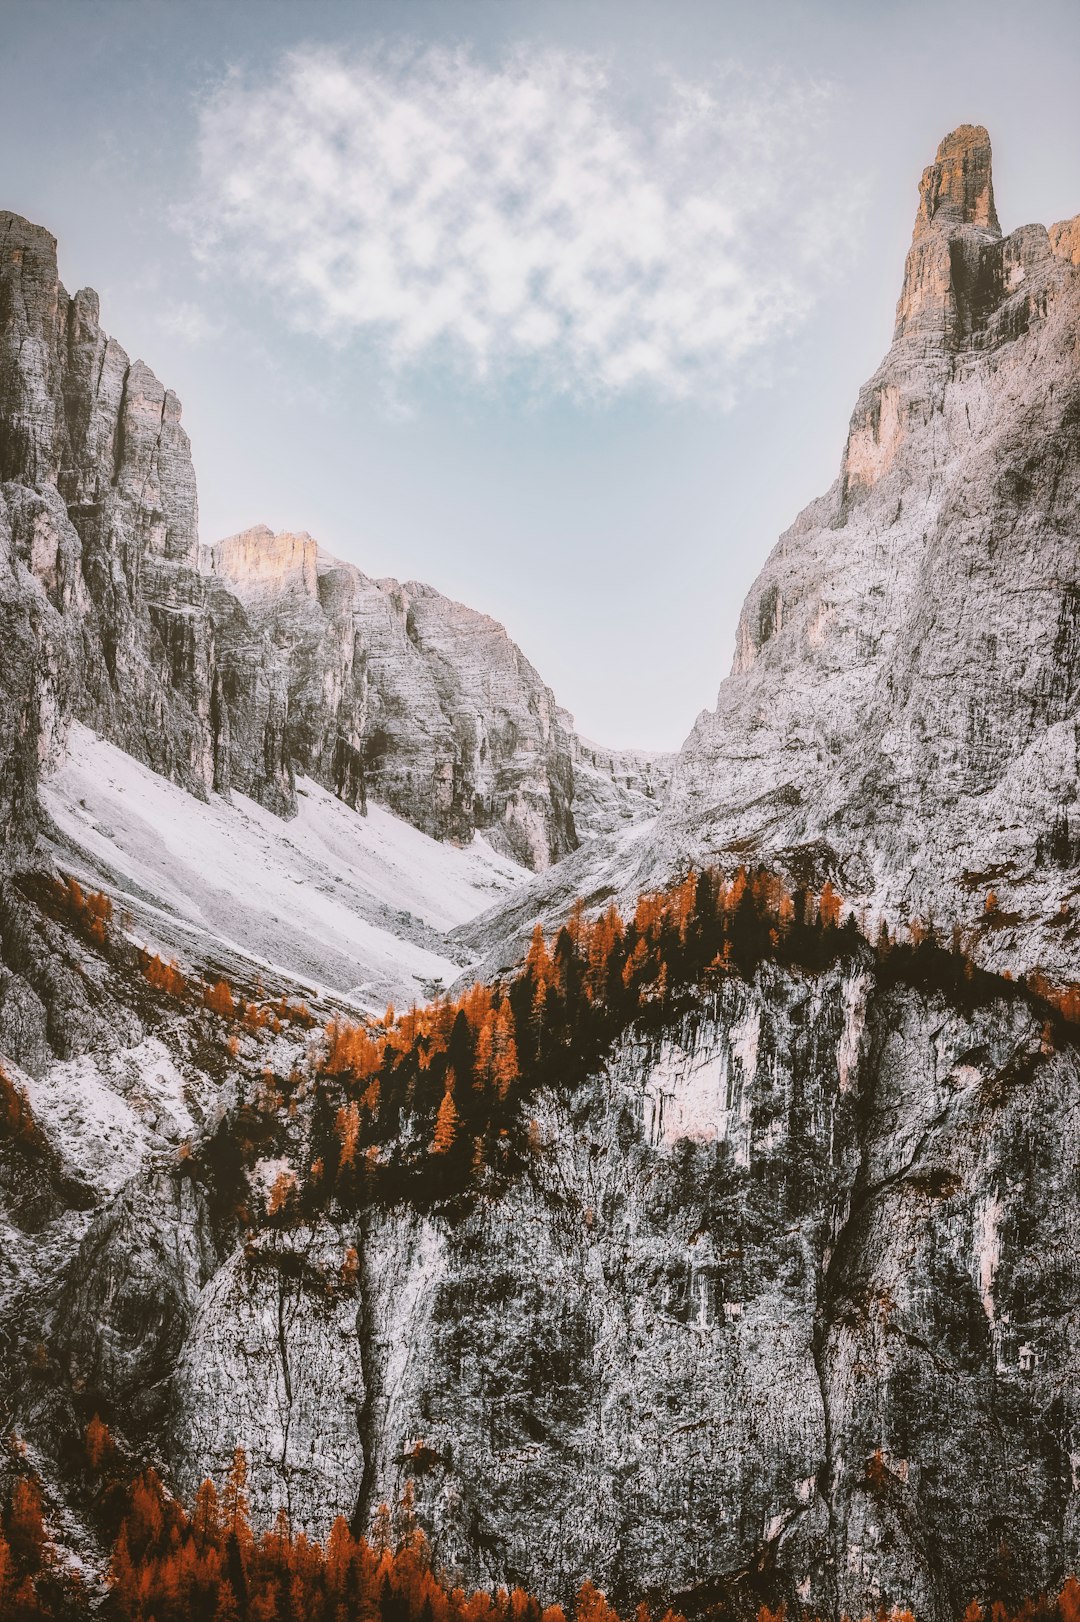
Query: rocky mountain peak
893 125 1015 346
202 524 320 602
912 123 1001 240
0 212 628 870
630 124 1080 990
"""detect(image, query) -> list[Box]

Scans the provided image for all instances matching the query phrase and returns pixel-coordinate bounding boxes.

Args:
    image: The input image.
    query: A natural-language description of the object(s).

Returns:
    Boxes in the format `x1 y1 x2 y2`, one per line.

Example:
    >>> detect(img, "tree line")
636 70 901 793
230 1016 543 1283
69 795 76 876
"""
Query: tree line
3 1445 1080 1622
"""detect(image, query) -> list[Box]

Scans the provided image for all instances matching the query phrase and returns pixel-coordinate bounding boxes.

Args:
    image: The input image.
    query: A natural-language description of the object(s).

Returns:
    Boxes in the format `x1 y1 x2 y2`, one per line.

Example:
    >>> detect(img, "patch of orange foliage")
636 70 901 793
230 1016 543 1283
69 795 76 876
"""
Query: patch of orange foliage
54 874 113 943
140 952 188 998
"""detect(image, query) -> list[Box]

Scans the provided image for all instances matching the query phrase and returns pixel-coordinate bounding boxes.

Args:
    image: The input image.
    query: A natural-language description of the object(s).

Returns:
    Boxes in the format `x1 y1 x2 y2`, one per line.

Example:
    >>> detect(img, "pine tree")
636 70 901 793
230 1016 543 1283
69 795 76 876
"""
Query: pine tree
204 978 236 1018
491 1003 519 1097
4 1477 46 1574
819 881 842 928
432 1079 459 1154
85 1414 112 1472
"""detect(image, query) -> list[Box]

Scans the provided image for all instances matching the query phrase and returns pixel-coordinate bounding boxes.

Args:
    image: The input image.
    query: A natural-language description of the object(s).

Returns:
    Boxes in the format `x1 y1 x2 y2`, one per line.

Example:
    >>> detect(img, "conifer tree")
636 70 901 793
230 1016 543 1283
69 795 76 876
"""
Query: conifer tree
433 1078 459 1154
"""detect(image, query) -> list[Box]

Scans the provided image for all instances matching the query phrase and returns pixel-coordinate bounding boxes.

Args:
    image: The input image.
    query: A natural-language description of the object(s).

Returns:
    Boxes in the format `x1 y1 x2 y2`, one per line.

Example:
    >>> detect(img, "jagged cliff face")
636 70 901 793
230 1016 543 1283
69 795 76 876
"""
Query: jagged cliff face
2 128 1080 1622
566 729 675 840
0 213 581 871
7 907 1079 1622
201 522 578 867
655 127 1080 982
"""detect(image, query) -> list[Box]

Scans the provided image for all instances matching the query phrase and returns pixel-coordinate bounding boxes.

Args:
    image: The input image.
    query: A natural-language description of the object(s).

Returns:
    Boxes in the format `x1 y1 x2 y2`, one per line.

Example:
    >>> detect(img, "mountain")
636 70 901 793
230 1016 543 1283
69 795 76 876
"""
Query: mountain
0 128 1079 1622
655 125 1080 978
0 207 669 1011
465 126 1080 989
0 208 669 879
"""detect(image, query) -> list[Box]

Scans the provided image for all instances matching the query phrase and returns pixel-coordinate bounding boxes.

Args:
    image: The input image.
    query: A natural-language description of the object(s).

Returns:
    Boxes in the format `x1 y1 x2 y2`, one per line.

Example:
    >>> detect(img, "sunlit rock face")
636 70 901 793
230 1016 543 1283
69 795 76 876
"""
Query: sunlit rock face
652 126 1080 984
0 216 582 869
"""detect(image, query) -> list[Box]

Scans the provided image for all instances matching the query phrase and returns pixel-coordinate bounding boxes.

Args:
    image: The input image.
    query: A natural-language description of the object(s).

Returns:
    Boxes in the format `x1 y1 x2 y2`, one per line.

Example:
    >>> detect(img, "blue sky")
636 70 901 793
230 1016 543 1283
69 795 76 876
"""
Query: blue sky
3 0 1079 748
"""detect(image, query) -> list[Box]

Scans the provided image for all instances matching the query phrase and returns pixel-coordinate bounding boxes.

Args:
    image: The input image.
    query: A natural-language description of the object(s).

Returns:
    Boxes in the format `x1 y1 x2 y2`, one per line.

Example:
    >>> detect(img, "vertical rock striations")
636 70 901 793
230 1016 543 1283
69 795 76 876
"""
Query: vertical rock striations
31 948 1080 1622
0 216 580 869
657 126 1080 982
201 524 577 865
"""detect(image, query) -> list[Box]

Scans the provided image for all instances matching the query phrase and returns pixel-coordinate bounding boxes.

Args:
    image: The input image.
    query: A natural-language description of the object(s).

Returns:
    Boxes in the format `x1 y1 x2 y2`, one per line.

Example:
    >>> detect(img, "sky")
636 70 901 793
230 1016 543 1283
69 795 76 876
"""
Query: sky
2 0 1079 750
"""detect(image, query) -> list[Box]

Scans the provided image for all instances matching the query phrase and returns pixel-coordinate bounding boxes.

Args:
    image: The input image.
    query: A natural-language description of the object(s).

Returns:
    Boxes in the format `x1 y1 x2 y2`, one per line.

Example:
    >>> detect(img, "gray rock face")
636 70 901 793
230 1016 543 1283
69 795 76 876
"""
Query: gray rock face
367 971 1079 1620
0 215 585 870
3 128 1080 1622
202 524 577 866
651 127 1080 981
566 726 675 841
12 938 1076 1622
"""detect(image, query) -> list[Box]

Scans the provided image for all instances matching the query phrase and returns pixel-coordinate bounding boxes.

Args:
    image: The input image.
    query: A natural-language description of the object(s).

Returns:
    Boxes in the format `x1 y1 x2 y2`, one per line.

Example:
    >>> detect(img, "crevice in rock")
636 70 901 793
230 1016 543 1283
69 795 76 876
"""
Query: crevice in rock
111 363 130 487
275 1260 295 1526
351 1209 379 1539
810 1300 840 1622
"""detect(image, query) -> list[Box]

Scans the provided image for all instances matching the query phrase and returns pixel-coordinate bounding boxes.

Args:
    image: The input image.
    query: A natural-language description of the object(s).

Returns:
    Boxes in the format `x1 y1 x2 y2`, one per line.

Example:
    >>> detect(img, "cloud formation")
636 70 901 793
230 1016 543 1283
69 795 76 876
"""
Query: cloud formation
192 45 849 400
160 300 221 345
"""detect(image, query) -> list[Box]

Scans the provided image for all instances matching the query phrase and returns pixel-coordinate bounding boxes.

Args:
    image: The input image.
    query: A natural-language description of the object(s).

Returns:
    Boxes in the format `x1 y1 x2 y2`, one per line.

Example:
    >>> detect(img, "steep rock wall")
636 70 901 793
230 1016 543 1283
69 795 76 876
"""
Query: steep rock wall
24 945 1078 1622
655 127 1080 982
202 527 577 866
0 215 579 869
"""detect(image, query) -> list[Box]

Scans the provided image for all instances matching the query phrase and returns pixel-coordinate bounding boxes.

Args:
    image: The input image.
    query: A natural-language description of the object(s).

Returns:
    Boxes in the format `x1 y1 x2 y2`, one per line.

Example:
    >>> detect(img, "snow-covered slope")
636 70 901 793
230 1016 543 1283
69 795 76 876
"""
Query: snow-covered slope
41 726 528 1010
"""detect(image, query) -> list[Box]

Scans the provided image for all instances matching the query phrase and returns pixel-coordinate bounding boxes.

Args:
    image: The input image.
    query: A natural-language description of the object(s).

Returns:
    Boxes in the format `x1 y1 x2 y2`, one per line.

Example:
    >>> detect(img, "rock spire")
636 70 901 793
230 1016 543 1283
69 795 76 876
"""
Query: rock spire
911 123 1001 240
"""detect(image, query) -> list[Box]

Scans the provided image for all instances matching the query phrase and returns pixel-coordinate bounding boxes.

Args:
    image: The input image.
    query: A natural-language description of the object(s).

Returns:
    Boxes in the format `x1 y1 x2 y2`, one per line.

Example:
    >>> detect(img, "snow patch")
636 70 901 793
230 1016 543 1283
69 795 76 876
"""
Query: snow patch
23 1036 198 1193
42 725 530 1008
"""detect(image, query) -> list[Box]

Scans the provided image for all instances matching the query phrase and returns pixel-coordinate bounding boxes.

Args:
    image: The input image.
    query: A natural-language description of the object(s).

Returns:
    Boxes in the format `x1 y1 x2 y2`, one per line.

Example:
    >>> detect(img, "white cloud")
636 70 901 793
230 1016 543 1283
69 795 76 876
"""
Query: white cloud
190 44 853 400
160 300 221 345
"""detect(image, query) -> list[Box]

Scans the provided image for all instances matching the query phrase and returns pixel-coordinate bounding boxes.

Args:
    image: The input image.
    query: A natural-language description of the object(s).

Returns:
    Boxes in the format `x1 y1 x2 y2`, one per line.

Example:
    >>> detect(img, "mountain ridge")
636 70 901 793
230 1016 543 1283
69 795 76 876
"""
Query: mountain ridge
464 125 1080 990
0 208 667 884
0 125 1079 1622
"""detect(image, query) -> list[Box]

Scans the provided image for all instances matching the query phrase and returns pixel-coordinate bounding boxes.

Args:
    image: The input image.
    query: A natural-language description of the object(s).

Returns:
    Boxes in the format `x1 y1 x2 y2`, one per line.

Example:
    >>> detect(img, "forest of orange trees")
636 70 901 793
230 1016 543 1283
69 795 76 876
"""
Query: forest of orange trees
43 861 1080 1224
173 865 1080 1218
4 1441 1080 1622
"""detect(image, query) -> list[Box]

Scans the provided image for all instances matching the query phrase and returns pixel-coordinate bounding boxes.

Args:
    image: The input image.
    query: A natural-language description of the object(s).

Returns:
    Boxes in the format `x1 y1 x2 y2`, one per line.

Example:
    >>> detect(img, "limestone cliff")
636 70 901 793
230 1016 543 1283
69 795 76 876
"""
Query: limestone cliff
638 126 1080 984
0 213 582 870
1 127 1079 1622
564 725 675 840
4 885 1078 1622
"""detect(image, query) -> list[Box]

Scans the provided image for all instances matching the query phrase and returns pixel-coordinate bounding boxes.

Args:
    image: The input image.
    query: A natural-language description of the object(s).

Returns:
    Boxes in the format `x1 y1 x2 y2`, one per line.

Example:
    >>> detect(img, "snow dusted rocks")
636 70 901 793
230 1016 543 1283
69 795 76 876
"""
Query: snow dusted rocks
566 729 675 841
41 724 528 1010
0 214 582 870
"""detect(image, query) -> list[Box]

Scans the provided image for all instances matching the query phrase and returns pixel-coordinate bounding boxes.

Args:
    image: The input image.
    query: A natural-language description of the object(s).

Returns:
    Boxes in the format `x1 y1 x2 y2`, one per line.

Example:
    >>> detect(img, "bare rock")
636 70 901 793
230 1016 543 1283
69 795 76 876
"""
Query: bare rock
0 219 583 870
651 127 1080 982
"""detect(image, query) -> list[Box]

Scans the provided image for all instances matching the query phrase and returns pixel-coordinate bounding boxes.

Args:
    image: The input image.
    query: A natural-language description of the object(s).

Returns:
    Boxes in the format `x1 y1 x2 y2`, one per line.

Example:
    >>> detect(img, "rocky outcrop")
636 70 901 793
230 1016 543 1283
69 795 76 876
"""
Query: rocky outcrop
0 216 580 870
565 727 675 840
10 921 1077 1622
648 126 1080 983
199 524 577 865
